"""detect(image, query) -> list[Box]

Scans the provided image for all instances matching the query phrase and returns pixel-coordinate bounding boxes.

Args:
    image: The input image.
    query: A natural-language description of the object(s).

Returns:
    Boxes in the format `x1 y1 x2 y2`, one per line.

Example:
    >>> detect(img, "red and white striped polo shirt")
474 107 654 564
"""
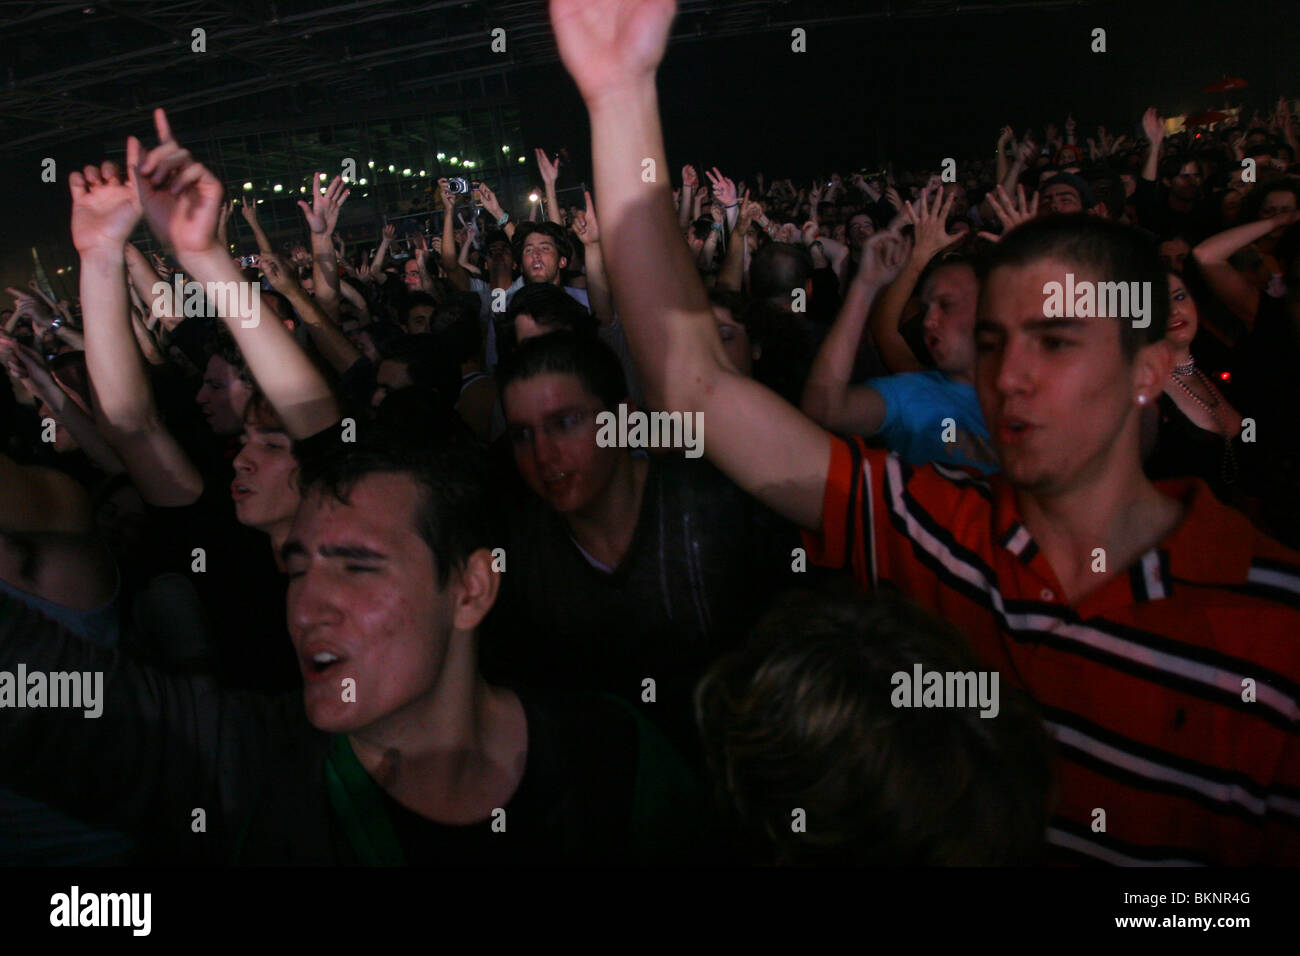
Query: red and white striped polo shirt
804 433 1300 865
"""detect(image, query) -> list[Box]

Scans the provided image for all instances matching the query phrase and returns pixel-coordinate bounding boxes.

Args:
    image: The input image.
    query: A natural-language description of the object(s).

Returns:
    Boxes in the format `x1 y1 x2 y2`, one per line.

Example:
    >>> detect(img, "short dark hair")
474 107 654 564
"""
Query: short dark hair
749 242 813 303
505 283 595 336
201 323 255 387
296 419 492 590
985 215 1169 358
696 588 1052 865
496 330 628 414
511 220 571 269
378 333 462 412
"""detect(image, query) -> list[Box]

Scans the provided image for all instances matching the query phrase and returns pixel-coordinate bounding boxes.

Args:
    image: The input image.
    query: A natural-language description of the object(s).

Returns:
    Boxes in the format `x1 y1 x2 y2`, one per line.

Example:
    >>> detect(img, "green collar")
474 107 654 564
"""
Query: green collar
325 734 405 866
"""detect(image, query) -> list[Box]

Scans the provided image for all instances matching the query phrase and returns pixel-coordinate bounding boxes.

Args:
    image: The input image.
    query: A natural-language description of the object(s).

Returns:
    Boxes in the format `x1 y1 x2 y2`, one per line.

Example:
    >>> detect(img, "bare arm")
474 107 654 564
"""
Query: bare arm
1192 212 1299 327
239 199 275 256
371 223 395 278
0 336 126 478
299 173 349 319
573 190 616 327
135 111 340 439
870 190 961 374
262 253 361 377
438 180 473 293
714 195 756 294
1141 108 1164 183
555 0 830 531
536 149 565 226
72 151 203 507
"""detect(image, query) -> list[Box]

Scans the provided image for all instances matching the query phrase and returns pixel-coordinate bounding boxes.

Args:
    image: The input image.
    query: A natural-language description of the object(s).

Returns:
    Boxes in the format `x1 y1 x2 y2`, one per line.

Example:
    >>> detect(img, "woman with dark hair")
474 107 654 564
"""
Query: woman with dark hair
1142 273 1248 506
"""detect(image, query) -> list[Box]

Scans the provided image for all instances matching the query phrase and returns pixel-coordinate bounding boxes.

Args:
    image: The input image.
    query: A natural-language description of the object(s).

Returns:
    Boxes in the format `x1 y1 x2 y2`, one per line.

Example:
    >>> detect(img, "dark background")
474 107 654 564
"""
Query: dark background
2 0 1297 292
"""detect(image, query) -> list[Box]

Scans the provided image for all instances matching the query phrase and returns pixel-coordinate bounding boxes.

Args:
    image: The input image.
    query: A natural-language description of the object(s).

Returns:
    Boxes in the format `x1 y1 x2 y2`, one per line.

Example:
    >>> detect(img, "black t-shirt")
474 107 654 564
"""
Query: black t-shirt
482 454 800 756
141 479 298 693
373 687 700 865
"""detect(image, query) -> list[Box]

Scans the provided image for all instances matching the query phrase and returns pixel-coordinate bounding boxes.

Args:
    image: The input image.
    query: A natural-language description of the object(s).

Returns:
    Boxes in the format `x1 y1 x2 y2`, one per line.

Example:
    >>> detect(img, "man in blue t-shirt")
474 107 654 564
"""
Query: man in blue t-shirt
802 191 998 474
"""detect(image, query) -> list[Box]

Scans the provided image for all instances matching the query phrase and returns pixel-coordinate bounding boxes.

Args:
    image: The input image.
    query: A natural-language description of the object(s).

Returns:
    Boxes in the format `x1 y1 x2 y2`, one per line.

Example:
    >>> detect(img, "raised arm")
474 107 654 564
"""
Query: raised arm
72 149 203 507
714 193 757 293
438 179 473 293
552 0 829 530
1141 108 1165 183
136 110 340 439
371 222 395 280
573 189 615 327
475 182 516 241
238 197 275 256
802 232 908 434
260 251 361 376
298 172 350 319
869 189 959 374
0 335 125 478
1192 211 1300 327
536 148 565 226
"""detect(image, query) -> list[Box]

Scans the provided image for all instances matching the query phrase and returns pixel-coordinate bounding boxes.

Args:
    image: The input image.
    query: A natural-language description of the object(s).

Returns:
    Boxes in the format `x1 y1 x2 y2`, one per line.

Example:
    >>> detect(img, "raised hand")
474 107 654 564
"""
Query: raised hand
978 184 1040 241
474 182 505 219
1141 107 1165 145
998 125 1015 148
549 0 676 104
858 230 911 287
239 197 260 225
437 177 456 211
904 188 961 262
681 164 699 190
297 173 349 235
573 189 602 245
0 333 60 404
705 167 737 207
5 287 53 329
1016 136 1038 165
381 223 396 243
535 148 562 185
258 251 298 293
884 185 902 211
134 108 224 258
68 157 144 255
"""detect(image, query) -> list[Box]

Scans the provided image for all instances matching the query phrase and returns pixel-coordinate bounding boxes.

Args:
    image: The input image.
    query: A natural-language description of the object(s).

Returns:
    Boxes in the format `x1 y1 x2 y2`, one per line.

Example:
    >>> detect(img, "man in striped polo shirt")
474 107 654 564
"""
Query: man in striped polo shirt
552 0 1300 864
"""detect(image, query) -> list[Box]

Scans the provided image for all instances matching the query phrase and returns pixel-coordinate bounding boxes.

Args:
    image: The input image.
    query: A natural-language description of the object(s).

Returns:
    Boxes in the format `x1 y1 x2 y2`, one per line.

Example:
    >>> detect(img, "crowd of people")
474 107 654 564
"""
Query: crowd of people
0 0 1297 866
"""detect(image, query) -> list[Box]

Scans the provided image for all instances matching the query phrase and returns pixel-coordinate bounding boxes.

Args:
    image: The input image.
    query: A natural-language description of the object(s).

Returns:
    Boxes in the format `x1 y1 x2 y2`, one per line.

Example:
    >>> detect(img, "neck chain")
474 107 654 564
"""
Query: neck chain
1168 358 1238 485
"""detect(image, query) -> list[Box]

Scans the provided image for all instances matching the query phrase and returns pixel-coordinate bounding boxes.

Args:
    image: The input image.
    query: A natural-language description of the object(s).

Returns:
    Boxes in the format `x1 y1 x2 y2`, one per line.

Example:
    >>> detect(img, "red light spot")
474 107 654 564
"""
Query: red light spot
1219 371 1231 382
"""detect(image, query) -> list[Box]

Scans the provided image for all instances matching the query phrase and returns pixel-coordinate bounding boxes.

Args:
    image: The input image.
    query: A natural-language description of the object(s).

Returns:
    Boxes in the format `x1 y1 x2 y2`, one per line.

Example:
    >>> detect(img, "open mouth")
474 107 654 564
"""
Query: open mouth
231 481 254 502
301 648 347 680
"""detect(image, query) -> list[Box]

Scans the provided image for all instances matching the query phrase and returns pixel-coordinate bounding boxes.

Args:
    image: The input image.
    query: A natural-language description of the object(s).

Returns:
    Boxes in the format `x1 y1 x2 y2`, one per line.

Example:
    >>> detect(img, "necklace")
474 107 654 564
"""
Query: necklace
1169 363 1237 485
1172 354 1195 376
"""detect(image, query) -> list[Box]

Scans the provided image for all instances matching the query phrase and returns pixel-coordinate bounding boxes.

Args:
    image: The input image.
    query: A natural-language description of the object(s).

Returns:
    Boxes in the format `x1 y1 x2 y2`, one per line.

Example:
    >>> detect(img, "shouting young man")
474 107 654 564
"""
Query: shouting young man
550 0 1300 864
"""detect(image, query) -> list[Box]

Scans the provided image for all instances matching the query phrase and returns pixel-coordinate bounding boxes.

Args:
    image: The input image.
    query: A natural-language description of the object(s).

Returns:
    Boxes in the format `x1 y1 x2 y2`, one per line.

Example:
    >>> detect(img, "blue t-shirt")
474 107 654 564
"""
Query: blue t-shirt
865 370 999 474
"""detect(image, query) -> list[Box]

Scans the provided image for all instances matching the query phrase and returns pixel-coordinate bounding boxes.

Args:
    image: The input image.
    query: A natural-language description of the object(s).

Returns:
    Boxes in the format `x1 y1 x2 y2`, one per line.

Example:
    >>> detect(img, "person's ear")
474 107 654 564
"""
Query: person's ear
559 256 569 271
752 343 763 362
1133 336 1173 408
450 547 500 633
